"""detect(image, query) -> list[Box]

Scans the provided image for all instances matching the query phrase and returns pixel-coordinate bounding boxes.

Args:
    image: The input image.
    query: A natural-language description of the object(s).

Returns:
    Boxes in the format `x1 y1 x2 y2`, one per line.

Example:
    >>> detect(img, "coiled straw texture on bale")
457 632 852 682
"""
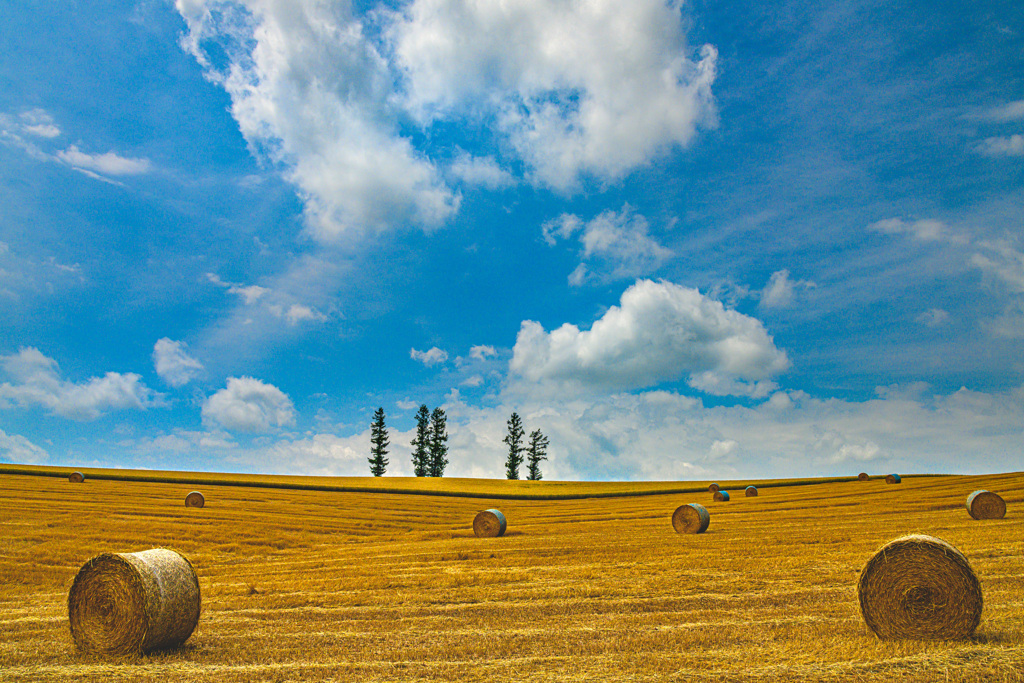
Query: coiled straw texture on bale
672 503 710 534
473 509 507 538
886 474 902 484
184 491 205 508
858 472 869 481
966 490 1006 520
708 483 720 492
68 548 201 655
857 534 982 640
713 490 730 502
69 472 85 483
745 486 758 497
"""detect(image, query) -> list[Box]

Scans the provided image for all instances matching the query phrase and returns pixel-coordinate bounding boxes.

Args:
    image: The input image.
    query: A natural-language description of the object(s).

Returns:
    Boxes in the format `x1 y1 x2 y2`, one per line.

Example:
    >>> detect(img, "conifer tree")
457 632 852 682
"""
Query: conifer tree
368 407 389 477
503 411 525 480
411 404 431 477
428 407 449 477
526 429 549 481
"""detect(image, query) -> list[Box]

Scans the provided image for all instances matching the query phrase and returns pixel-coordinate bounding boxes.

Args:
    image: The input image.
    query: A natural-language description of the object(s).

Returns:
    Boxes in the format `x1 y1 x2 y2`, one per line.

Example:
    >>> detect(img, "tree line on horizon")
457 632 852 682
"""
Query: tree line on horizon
368 407 548 480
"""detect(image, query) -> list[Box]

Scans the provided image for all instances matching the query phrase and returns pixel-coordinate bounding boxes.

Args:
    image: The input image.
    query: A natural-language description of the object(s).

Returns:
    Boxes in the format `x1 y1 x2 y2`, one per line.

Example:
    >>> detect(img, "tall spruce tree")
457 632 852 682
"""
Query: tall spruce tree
368 407 389 476
526 429 549 481
503 411 525 480
410 404 431 477
428 407 448 477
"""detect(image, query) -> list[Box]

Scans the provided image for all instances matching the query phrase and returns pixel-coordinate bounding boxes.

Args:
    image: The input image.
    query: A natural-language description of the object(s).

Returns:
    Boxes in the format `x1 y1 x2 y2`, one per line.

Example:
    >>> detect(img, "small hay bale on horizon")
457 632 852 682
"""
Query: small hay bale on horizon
708 482 720 492
473 509 506 538
966 490 1006 520
68 472 85 483
857 534 981 640
672 503 710 534
713 490 730 502
858 472 869 481
745 486 758 497
68 548 201 655
886 474 902 484
184 491 205 508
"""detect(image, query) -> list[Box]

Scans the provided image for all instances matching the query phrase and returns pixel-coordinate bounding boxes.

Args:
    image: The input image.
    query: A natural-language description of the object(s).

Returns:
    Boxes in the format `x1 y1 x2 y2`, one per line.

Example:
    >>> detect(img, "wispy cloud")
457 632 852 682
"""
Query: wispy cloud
760 269 815 309
411 347 449 366
0 428 49 464
153 338 204 387
56 145 151 176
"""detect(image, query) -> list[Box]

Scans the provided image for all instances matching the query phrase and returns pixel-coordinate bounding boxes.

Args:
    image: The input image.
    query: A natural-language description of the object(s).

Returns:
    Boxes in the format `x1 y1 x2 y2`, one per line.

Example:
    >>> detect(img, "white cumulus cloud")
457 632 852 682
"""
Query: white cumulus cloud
508 279 790 398
391 0 717 191
0 347 164 420
544 205 672 285
411 346 449 366
202 376 297 432
153 338 204 387
175 0 459 241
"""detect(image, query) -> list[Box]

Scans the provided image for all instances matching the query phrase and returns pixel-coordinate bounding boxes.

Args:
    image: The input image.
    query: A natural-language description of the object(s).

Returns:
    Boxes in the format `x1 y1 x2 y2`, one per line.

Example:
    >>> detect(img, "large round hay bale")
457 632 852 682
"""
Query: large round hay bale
473 509 506 538
966 490 1006 520
68 548 200 655
184 491 205 508
69 472 85 483
857 534 982 640
713 490 730 502
708 482 720 492
858 472 869 481
886 474 902 484
671 503 710 534
745 486 758 497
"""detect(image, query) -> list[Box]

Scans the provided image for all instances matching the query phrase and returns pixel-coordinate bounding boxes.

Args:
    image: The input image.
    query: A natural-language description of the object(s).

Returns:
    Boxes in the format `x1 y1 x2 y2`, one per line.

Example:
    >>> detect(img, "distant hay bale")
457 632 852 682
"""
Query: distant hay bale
713 490 730 502
184 491 205 508
886 474 902 484
473 509 507 538
672 503 710 534
857 534 982 640
68 548 201 655
858 472 869 481
966 490 1006 520
69 472 85 483
745 486 758 497
708 483 720 492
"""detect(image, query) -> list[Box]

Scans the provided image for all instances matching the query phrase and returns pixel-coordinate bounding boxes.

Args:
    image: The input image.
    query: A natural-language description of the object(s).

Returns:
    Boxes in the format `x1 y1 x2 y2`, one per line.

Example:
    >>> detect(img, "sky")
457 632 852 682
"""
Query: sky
1 0 1022 481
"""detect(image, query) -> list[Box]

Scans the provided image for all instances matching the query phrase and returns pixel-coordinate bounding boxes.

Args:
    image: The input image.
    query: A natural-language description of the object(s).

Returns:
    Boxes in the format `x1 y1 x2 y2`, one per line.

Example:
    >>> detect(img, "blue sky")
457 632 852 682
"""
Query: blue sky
1 0 1022 480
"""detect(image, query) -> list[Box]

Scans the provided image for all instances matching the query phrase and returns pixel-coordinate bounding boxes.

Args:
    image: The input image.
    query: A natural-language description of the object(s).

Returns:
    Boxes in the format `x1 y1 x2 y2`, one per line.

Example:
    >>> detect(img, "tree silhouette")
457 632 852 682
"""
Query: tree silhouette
526 429 548 481
428 407 449 477
368 407 389 477
411 404 431 477
503 411 525 480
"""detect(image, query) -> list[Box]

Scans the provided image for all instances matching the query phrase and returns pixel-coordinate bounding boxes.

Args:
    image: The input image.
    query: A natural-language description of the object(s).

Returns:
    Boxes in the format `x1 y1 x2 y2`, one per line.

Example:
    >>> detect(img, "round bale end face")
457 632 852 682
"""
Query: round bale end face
858 472 869 481
713 490 730 502
69 472 85 483
672 503 710 534
68 548 200 655
886 474 902 484
708 483 720 492
184 491 205 508
745 486 758 497
473 509 507 538
857 534 981 640
966 490 1006 520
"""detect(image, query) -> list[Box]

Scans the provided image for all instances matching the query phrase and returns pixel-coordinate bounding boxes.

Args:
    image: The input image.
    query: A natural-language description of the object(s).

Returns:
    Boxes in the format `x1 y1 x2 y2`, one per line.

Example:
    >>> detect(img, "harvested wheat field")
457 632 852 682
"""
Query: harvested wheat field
1 466 1023 682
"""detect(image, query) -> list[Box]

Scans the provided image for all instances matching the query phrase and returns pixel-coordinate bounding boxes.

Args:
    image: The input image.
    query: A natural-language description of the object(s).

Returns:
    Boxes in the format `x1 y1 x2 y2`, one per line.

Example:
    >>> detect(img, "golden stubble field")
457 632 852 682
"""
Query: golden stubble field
1 469 1022 682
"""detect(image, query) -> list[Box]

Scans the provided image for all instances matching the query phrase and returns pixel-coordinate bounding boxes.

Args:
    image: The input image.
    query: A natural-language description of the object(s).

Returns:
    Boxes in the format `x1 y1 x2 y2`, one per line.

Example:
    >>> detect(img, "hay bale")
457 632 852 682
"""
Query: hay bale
886 474 902 484
966 490 1006 520
69 472 85 483
671 503 710 534
858 472 869 481
184 491 205 508
68 548 200 655
473 509 506 538
857 534 982 640
745 486 758 497
708 482 720 492
713 490 730 502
